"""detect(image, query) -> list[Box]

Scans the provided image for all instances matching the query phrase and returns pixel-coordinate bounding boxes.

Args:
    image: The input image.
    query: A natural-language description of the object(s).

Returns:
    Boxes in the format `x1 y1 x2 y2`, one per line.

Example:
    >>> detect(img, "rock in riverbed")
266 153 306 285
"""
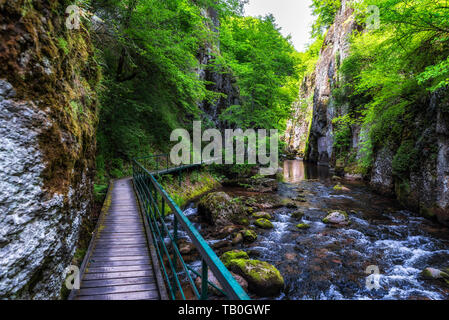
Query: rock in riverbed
322 210 350 226
421 268 449 280
198 192 244 227
226 259 284 297
252 212 272 220
254 218 274 229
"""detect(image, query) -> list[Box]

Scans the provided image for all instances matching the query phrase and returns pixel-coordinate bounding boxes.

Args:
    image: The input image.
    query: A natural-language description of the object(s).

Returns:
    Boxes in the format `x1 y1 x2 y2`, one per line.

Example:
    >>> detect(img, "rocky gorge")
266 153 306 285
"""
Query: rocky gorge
285 0 449 227
171 160 449 299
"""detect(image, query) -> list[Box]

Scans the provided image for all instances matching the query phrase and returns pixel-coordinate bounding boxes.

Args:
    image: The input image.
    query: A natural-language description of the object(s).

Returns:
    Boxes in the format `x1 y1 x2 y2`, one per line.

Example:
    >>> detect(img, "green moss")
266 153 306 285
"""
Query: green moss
291 210 304 219
242 229 258 242
333 183 343 191
57 37 69 55
220 250 249 267
279 198 298 208
392 140 419 178
226 259 284 296
296 223 310 229
252 212 272 220
254 218 274 229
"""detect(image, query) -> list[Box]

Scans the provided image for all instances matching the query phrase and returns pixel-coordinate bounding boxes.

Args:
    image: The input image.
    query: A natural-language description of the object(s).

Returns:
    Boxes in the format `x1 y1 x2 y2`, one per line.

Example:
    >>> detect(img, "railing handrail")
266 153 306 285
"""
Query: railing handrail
132 158 250 300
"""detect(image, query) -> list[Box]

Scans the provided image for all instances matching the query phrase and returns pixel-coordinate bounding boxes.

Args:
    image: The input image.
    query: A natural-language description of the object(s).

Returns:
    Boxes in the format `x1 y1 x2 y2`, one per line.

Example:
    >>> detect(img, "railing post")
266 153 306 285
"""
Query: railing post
201 259 208 300
173 215 178 269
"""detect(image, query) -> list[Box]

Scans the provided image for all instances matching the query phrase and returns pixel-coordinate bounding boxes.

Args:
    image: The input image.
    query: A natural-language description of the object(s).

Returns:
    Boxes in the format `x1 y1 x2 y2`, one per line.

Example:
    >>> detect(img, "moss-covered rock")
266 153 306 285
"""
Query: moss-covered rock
242 229 258 243
252 211 272 220
421 267 449 280
291 210 305 219
296 223 310 229
220 250 249 267
226 259 284 296
198 192 245 227
232 233 243 245
333 183 350 191
278 198 298 208
254 218 274 229
322 210 350 226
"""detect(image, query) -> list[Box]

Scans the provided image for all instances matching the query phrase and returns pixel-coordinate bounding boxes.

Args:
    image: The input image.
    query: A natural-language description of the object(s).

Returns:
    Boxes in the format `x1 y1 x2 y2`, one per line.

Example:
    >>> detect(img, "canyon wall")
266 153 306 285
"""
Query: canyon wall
292 0 449 226
0 0 99 298
197 7 240 128
284 74 315 157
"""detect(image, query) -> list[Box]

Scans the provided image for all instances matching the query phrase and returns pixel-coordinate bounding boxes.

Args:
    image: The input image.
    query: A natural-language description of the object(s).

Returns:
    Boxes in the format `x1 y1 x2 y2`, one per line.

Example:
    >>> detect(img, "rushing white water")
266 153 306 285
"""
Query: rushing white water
165 160 449 300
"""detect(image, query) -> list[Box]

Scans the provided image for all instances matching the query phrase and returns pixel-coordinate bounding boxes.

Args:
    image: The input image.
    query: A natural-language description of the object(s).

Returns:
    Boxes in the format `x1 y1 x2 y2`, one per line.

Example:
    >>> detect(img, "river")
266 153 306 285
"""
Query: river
174 160 449 300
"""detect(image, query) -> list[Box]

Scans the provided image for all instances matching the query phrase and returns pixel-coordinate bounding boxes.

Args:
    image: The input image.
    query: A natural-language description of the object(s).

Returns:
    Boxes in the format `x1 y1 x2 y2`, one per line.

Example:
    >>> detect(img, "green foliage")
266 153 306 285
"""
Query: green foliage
392 140 418 177
218 15 299 130
332 114 353 151
310 0 342 38
328 0 449 173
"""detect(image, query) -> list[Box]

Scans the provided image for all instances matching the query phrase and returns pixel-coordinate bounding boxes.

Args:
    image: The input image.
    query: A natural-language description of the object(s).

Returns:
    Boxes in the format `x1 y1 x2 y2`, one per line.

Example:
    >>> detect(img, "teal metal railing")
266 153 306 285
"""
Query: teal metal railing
132 155 250 300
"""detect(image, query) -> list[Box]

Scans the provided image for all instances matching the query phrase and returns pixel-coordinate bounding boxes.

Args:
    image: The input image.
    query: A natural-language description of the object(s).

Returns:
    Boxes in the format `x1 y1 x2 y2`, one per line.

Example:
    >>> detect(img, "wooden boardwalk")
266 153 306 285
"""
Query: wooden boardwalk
71 178 165 300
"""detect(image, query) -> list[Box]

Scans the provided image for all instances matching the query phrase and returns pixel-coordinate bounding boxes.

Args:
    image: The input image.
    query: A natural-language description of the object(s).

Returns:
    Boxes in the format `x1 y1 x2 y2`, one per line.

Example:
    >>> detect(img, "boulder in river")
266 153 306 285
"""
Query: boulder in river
198 192 244 227
226 259 284 296
291 210 305 219
296 223 311 230
254 218 274 229
242 229 258 243
421 268 449 281
232 233 244 245
333 183 350 192
322 210 350 226
220 250 250 267
194 270 248 295
252 211 272 220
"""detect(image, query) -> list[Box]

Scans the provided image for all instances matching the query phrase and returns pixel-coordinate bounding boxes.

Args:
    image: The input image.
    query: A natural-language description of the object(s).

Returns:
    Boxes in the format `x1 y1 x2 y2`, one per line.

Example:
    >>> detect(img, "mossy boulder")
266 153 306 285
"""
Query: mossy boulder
242 229 258 243
333 183 350 192
278 198 298 208
291 210 304 219
252 211 272 220
226 259 284 296
254 218 274 229
296 223 310 229
220 250 250 267
421 268 449 280
322 210 350 226
232 233 244 245
198 192 245 227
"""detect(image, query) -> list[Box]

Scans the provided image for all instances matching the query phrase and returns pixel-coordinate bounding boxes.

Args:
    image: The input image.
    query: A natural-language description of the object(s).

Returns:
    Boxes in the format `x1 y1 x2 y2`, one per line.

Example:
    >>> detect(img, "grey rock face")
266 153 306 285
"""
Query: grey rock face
196 8 240 128
370 147 394 195
306 0 358 165
0 81 87 299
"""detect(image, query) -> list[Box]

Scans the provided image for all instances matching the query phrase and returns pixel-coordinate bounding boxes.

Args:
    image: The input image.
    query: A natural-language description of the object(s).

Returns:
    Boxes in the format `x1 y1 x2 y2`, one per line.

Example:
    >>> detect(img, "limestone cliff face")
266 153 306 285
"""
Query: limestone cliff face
197 7 240 128
284 74 315 157
305 0 358 165
370 89 449 226
300 0 449 226
0 0 99 298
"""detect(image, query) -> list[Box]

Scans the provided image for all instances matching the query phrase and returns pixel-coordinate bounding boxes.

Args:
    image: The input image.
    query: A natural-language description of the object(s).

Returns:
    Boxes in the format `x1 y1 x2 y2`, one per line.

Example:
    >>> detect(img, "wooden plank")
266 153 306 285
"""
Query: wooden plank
94 245 148 250
82 270 154 281
92 249 150 256
90 251 150 258
87 264 153 274
76 290 159 300
86 265 152 274
80 276 155 288
88 260 151 268
87 255 151 262
78 283 158 296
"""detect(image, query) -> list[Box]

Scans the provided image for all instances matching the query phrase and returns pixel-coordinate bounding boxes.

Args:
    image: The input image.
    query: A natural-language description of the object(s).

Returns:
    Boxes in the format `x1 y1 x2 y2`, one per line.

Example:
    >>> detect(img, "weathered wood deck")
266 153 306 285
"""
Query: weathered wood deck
71 178 165 300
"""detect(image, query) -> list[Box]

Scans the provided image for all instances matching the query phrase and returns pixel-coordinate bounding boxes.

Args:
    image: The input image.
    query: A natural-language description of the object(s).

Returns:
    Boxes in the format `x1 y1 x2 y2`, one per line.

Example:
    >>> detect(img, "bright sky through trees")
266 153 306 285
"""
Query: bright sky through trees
244 0 314 51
